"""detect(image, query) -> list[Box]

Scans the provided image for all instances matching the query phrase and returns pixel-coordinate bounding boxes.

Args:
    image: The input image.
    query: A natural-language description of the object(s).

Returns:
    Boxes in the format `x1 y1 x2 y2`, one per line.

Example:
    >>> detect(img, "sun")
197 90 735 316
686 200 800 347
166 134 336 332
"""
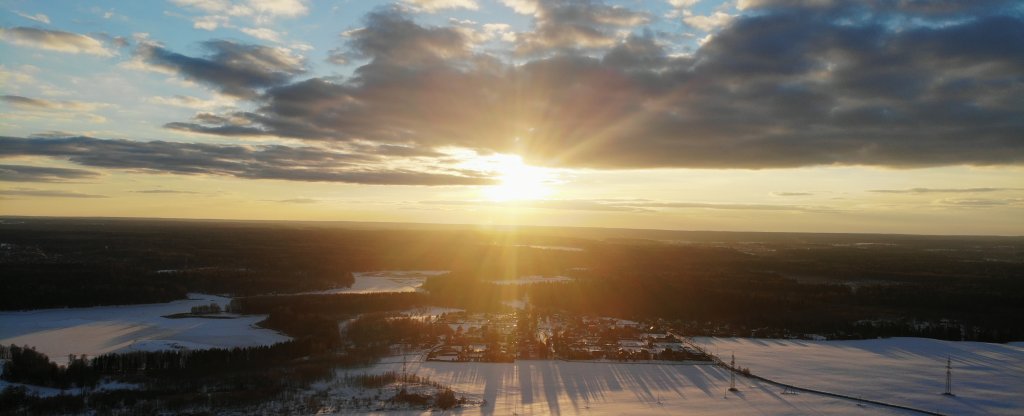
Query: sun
481 155 555 202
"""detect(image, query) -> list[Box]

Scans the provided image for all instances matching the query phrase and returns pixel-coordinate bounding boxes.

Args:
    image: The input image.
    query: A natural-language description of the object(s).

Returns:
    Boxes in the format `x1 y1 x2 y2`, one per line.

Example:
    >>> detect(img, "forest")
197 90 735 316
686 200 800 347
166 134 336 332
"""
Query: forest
2 217 1022 342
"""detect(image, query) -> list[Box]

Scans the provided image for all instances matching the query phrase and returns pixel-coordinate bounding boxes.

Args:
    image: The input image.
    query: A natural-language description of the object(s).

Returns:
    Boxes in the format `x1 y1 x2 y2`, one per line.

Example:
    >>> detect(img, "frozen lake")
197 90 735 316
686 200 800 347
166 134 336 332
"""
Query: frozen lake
0 293 289 366
305 270 450 294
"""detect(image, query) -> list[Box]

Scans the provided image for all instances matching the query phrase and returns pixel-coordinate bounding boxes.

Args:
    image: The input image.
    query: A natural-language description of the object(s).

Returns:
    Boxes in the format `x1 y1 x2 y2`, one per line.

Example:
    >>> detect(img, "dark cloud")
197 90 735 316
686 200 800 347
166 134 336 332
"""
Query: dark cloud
871 187 1021 194
29 131 81 138
135 40 305 98
1 95 50 108
162 3 1024 169
1 95 102 111
512 0 650 54
0 164 101 182
0 187 108 198
0 136 496 186
347 10 470 67
602 32 666 70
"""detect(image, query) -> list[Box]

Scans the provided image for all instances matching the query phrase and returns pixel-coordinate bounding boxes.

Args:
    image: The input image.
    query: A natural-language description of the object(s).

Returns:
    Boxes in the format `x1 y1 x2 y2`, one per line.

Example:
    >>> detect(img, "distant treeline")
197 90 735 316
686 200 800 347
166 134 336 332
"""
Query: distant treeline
2 218 1022 341
0 219 587 309
423 242 1024 342
0 263 187 310
0 345 98 389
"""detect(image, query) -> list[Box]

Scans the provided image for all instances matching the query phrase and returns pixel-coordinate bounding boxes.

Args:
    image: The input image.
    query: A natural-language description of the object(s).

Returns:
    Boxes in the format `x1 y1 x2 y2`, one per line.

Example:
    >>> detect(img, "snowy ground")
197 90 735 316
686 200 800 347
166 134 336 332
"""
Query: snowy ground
0 294 289 366
304 271 449 294
313 337 1023 415
695 337 1024 416
0 375 141 398
341 359 911 415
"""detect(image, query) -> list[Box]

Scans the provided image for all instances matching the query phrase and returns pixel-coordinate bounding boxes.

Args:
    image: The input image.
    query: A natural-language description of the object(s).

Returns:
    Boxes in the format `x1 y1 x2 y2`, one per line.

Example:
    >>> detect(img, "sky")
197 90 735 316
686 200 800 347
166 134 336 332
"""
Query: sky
1 0 1022 235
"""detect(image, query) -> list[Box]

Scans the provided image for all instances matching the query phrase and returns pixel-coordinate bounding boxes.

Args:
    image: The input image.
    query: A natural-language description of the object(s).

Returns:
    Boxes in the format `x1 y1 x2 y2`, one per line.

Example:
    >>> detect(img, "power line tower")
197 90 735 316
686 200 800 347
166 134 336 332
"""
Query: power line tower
942 356 955 396
728 353 738 392
401 343 407 382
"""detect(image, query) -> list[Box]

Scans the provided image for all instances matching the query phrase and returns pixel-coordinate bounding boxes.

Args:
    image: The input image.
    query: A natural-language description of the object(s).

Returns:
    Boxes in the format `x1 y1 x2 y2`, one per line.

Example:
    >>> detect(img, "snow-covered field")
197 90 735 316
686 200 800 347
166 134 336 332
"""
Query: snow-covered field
346 360 910 415
314 337 1023 415
695 337 1024 416
305 270 449 294
0 294 289 366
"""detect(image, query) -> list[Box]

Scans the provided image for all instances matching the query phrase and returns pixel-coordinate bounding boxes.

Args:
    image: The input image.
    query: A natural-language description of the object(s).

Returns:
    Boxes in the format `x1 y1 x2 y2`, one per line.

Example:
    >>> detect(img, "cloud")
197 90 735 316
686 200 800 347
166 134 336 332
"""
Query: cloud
346 10 471 67
325 48 348 65
421 198 835 213
130 189 202 194
0 136 497 186
171 0 306 33
512 0 650 54
870 187 1022 194
1 95 109 111
682 11 735 32
1 95 51 108
193 15 229 30
618 200 837 212
146 95 235 110
240 27 283 43
935 198 1024 207
269 198 320 203
133 40 304 97
421 199 650 212
0 187 108 198
171 0 308 19
161 4 1024 169
0 164 101 182
1 95 111 123
500 0 539 15
0 64 36 85
13 11 50 24
405 0 479 12
0 27 114 56
773 192 813 196
250 0 307 18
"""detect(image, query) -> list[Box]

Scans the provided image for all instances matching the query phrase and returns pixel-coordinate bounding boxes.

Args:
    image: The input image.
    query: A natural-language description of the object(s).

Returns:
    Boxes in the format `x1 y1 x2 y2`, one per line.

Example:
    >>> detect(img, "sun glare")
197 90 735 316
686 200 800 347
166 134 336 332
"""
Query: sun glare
481 155 554 202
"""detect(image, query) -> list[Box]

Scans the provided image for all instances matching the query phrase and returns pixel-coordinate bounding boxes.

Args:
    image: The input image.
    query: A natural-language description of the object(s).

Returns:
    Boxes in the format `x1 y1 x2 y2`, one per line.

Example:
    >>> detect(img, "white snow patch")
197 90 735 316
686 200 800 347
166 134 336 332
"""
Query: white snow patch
0 294 289 366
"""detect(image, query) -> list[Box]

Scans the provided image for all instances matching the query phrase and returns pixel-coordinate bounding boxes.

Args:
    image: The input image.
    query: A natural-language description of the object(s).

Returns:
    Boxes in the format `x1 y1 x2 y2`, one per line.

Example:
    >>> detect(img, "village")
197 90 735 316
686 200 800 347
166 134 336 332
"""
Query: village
424 310 711 363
